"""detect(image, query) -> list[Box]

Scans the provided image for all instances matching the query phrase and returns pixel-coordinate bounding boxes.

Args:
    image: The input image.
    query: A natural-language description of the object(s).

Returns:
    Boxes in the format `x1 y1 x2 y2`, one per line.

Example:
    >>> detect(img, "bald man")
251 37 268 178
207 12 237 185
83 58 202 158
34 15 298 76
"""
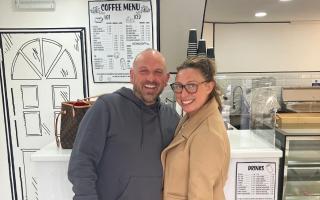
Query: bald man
68 49 179 200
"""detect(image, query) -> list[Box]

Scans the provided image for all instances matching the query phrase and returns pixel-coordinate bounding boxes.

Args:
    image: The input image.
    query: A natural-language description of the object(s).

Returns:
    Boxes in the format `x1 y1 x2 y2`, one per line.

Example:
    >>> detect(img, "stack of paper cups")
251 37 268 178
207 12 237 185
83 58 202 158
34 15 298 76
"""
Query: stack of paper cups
187 29 198 58
207 47 215 59
197 39 206 56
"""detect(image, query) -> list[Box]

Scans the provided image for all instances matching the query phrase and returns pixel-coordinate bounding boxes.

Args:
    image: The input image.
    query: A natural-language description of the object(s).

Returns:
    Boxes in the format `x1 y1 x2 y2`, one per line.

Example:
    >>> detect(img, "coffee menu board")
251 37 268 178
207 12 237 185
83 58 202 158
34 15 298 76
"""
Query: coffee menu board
235 162 276 200
89 0 157 82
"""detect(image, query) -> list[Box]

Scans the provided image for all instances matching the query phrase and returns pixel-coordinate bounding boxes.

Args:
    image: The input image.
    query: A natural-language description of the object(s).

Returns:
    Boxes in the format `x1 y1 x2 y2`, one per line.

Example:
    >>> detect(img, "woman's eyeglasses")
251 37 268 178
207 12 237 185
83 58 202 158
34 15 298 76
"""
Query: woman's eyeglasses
170 81 207 94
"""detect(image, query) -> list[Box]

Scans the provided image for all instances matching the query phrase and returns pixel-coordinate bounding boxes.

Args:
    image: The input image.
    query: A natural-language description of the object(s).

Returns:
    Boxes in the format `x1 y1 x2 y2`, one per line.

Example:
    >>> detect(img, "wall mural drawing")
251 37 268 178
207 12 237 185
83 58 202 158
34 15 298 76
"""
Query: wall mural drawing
0 28 88 200
21 85 39 109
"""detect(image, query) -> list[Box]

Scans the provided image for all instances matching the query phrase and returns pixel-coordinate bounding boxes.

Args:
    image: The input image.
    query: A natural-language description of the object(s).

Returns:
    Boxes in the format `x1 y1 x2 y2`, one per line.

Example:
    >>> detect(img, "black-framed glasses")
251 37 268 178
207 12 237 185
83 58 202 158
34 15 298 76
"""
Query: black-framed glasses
170 81 207 94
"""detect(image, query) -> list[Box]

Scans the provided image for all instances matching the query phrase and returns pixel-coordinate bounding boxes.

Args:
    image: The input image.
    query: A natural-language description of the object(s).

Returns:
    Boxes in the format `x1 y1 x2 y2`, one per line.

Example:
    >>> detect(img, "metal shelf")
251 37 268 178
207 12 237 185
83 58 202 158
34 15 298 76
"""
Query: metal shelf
286 197 320 200
288 161 320 167
285 181 320 197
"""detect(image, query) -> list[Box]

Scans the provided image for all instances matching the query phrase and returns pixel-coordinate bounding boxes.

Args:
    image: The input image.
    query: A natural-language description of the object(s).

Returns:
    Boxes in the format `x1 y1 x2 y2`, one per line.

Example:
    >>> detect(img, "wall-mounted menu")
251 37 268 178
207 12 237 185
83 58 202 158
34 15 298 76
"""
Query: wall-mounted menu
89 0 156 82
236 162 276 200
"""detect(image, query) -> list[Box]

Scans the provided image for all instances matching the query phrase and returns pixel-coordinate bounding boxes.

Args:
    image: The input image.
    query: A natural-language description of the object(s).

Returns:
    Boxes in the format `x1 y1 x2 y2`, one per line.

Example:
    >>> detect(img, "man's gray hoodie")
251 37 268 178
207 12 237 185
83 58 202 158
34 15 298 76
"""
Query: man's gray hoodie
68 87 180 200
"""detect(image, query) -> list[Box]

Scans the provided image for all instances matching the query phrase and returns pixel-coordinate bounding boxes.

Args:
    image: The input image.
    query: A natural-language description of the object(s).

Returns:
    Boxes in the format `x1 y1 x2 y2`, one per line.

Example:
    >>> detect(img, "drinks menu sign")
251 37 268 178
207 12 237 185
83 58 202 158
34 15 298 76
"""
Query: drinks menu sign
89 0 156 82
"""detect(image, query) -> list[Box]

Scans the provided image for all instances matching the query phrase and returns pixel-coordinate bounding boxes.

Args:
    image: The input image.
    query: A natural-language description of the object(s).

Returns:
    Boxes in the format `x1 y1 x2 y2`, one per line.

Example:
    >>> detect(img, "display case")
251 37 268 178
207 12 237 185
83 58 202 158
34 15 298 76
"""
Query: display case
214 71 320 130
275 124 320 200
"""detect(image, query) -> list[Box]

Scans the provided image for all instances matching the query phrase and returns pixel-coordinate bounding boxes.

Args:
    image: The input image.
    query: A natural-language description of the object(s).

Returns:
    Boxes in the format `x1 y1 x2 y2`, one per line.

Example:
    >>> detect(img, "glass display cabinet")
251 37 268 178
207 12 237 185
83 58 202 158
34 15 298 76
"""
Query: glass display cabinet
275 125 320 200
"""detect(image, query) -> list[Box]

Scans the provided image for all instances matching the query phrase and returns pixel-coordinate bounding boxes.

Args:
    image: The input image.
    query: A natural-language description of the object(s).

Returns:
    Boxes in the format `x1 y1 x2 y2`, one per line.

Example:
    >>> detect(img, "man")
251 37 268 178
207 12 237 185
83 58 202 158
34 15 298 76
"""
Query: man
68 49 180 200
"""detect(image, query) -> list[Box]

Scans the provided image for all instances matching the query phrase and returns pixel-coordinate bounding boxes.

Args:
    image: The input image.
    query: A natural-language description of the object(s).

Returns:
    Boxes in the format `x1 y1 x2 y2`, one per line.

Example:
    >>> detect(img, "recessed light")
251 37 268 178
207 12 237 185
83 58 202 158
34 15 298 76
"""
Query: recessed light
255 12 267 17
280 0 292 2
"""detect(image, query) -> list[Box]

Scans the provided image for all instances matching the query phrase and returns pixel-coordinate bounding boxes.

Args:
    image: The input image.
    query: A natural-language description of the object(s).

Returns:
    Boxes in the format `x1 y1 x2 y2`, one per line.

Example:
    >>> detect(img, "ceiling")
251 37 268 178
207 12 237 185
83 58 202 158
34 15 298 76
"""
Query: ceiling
205 0 320 22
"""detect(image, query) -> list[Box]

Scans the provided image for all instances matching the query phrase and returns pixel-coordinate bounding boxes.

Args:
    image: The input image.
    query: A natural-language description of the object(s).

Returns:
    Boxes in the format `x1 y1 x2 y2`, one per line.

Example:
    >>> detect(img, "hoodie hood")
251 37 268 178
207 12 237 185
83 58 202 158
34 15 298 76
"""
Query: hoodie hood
115 87 161 112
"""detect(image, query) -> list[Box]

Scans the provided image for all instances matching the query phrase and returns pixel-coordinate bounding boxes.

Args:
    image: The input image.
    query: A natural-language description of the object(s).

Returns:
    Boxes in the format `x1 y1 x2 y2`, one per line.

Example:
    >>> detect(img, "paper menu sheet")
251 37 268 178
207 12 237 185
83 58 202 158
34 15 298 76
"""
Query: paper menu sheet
89 0 155 82
236 162 276 200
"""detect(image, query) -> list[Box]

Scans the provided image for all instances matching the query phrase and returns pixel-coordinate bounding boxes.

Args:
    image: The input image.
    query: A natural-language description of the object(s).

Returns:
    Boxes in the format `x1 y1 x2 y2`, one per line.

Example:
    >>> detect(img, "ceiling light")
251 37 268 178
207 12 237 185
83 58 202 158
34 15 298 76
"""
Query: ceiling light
255 12 267 17
280 0 292 2
15 0 55 10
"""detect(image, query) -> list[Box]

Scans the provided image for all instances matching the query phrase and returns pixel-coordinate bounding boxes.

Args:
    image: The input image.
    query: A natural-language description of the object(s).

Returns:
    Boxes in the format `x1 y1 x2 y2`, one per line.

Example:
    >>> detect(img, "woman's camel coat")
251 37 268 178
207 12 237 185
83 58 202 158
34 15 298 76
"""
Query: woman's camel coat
161 98 230 200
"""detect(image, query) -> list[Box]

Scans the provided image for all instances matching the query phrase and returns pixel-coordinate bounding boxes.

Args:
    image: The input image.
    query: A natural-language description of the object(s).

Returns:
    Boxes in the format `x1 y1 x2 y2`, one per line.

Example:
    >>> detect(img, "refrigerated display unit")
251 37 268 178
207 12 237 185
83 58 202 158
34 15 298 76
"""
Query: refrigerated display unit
275 124 320 200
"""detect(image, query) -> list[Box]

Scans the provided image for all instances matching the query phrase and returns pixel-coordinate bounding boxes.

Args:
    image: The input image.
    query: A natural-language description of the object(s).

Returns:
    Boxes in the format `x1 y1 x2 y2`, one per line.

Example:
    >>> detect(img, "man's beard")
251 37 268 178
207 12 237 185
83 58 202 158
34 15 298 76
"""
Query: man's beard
132 85 164 105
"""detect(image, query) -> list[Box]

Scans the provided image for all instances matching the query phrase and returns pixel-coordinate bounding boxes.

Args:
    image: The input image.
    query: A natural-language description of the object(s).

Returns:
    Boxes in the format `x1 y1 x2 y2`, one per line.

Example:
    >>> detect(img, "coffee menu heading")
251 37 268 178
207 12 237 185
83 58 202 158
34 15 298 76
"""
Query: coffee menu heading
101 3 141 11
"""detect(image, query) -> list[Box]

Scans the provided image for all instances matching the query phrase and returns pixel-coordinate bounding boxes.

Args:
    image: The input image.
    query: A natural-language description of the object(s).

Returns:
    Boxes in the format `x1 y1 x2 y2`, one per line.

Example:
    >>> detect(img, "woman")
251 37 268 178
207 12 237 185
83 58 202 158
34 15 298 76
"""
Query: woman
161 56 230 200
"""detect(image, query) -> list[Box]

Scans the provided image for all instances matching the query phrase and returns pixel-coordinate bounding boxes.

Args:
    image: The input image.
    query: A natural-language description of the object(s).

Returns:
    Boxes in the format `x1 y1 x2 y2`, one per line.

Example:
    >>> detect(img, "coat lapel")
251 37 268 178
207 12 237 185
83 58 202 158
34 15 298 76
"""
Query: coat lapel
161 117 187 167
161 99 220 169
180 99 219 139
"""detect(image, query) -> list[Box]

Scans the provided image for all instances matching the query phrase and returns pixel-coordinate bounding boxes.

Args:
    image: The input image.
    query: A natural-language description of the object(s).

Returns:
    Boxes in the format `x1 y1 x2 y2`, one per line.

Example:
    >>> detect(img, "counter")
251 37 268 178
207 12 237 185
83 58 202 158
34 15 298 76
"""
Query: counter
31 130 282 200
225 130 282 200
31 143 73 200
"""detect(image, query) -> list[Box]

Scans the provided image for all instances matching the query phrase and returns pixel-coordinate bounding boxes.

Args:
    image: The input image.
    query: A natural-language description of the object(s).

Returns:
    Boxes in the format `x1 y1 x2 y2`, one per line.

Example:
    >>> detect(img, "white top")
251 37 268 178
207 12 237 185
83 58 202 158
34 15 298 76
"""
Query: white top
31 143 72 162
228 130 282 158
31 130 282 162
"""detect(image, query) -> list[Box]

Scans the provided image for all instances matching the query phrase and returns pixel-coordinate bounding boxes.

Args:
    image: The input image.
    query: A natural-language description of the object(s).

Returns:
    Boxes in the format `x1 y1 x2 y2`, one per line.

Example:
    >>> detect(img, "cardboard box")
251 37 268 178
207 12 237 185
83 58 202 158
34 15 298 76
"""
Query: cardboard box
286 102 320 113
276 113 320 125
282 87 320 102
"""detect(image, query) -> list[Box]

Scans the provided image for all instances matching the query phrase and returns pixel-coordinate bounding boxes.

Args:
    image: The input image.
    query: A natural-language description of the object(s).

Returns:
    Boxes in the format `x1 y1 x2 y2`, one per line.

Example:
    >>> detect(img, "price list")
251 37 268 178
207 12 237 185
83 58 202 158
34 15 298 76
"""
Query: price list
89 1 154 82
236 162 276 200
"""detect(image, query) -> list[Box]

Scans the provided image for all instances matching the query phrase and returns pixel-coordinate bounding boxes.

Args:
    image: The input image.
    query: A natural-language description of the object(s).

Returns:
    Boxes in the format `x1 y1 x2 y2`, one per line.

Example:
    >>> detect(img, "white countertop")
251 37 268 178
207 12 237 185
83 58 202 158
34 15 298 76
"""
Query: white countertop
31 143 72 162
31 130 282 162
228 130 282 158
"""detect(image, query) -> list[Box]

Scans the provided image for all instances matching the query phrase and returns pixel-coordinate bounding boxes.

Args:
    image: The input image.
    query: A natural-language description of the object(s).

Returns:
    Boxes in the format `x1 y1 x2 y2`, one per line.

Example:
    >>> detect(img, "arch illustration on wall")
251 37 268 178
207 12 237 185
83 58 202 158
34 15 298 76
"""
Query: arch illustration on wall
11 38 77 80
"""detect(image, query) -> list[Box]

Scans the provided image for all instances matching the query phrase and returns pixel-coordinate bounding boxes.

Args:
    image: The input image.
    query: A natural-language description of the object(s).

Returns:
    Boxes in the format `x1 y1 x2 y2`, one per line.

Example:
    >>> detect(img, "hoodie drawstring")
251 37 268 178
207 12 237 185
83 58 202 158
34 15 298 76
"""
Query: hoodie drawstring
157 114 164 149
140 110 144 150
